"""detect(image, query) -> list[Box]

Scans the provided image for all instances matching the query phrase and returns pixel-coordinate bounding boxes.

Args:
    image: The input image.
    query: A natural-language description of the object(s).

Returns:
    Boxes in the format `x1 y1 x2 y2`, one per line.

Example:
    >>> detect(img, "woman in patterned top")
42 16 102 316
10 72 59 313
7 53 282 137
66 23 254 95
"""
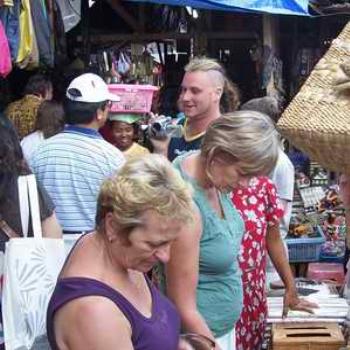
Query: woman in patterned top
5 74 53 139
232 173 317 350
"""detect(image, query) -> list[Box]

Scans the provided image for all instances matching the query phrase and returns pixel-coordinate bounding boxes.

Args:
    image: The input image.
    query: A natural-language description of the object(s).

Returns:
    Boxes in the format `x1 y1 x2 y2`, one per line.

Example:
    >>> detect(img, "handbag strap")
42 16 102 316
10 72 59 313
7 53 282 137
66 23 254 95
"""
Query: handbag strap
18 175 42 238
18 176 29 237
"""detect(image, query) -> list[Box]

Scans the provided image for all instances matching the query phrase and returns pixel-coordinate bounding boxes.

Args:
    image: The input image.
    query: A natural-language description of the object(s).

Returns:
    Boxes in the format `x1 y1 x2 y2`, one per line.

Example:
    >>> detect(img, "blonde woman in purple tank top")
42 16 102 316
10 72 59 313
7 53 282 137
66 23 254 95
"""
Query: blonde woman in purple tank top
47 154 195 350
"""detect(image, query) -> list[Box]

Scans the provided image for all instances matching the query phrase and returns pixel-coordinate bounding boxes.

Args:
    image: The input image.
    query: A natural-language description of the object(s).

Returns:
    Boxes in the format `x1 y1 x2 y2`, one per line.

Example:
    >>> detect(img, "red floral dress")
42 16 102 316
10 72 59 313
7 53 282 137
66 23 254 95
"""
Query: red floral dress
231 177 283 350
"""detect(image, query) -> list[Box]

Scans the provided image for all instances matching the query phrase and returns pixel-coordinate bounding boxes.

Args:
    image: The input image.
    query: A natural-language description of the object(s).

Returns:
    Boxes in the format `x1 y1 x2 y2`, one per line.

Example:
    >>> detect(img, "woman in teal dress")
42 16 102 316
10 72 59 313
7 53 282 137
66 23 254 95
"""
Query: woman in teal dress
164 111 280 350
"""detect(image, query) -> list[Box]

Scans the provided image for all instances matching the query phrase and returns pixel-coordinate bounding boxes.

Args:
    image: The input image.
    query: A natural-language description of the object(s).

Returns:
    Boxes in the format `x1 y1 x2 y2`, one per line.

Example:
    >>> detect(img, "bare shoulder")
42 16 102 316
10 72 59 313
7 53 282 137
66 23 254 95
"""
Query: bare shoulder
169 203 202 270
54 296 133 350
181 152 198 176
175 202 202 244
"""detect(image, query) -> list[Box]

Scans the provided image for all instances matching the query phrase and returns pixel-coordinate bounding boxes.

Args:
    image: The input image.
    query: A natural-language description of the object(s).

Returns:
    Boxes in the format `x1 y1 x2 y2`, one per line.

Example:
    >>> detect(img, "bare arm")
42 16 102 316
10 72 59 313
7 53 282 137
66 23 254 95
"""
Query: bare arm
55 296 133 350
166 206 218 346
267 225 317 316
42 211 62 239
266 225 295 292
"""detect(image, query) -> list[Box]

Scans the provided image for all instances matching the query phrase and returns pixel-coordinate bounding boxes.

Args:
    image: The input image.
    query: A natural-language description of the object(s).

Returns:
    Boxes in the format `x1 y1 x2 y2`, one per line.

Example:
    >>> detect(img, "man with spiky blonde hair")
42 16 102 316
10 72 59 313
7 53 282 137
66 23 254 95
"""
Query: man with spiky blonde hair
152 57 240 161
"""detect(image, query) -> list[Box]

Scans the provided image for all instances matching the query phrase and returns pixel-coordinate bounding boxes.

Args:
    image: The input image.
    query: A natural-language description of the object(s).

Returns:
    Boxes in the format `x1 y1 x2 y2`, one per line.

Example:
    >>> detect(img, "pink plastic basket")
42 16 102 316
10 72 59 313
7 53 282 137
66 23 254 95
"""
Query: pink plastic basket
108 84 158 114
307 262 345 285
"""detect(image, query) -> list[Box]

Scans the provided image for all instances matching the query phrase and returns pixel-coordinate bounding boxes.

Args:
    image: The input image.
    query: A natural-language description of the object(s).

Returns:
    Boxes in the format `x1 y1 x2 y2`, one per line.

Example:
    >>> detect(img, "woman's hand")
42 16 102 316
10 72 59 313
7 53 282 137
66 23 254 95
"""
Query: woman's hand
282 289 318 318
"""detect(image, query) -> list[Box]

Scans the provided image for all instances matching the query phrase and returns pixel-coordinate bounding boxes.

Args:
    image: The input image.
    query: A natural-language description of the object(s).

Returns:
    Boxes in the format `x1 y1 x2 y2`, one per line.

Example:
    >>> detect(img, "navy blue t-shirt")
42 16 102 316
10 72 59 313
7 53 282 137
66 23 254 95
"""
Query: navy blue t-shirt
168 136 203 161
167 118 203 161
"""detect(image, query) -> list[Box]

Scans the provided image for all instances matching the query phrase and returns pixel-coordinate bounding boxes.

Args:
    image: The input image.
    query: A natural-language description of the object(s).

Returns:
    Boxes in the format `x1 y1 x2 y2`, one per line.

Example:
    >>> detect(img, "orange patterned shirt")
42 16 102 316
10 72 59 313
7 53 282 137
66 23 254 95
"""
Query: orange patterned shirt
5 95 42 139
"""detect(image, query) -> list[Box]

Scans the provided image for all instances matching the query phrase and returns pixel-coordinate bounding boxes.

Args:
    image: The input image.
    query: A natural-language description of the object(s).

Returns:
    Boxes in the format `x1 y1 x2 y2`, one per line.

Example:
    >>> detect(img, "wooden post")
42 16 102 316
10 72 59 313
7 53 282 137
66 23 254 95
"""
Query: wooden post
263 14 279 54
193 11 208 56
262 14 279 96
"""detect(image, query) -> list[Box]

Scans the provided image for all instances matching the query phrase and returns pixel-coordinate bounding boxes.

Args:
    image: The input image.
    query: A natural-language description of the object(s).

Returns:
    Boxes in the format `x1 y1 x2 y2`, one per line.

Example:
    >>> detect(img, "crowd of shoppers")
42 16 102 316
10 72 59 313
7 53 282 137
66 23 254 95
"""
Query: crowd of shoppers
0 57 317 350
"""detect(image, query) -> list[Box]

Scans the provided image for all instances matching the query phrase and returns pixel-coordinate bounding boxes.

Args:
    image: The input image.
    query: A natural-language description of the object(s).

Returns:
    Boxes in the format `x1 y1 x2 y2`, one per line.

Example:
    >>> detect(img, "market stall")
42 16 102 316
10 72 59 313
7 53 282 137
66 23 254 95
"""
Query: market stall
274 19 350 350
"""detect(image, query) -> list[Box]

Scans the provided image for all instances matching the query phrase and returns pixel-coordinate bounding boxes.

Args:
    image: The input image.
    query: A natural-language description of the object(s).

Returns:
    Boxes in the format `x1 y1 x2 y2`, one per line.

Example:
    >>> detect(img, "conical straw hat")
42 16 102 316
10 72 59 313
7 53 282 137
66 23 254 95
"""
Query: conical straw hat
277 21 350 173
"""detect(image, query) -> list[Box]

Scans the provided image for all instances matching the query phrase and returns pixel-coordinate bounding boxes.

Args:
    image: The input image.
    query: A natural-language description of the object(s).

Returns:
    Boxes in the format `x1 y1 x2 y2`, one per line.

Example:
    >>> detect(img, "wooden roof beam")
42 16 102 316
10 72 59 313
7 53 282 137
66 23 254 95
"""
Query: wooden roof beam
79 31 259 46
104 0 142 32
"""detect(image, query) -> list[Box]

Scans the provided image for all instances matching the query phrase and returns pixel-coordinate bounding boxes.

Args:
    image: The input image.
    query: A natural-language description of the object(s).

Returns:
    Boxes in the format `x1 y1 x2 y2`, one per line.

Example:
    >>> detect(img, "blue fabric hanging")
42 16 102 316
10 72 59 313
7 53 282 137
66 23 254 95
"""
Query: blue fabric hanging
126 0 310 16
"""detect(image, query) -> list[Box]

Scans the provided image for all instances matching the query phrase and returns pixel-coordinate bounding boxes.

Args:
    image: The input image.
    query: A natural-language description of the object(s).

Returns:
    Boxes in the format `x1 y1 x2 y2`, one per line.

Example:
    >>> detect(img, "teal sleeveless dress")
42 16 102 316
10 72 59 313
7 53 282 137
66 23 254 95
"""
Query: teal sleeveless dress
172 151 245 338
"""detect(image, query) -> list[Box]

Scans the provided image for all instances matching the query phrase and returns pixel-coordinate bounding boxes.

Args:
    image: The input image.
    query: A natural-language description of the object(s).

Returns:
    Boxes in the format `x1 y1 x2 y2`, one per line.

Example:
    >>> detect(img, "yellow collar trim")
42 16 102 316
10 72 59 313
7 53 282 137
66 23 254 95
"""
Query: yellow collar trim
183 119 206 142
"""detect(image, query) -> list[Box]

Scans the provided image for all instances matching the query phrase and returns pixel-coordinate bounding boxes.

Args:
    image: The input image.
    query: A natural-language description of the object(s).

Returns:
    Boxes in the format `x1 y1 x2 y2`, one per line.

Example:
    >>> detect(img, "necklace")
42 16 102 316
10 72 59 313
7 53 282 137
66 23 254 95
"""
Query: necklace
183 119 206 142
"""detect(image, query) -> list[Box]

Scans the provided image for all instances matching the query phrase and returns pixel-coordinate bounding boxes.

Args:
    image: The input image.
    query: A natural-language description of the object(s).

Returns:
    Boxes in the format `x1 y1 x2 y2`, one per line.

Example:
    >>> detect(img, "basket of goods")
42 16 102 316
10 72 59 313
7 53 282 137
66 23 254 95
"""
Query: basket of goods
286 214 325 262
108 84 158 114
277 21 350 173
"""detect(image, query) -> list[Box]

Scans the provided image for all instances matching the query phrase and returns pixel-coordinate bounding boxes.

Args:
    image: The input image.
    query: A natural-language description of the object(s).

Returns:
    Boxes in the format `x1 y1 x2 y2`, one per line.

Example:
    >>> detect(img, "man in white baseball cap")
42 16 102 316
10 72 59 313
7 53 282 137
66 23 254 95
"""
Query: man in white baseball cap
31 73 125 234
66 73 120 103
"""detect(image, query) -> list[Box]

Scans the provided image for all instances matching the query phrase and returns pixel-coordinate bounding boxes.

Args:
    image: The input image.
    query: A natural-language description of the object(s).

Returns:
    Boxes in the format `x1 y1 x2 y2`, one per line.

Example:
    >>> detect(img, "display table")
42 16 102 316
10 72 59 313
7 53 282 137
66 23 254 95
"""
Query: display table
266 282 348 349
268 281 348 323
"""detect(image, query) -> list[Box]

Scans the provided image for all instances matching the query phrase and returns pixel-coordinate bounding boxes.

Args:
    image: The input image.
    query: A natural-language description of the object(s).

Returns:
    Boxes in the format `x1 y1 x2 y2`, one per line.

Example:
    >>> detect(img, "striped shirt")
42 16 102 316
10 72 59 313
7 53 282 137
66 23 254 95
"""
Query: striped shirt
31 126 125 232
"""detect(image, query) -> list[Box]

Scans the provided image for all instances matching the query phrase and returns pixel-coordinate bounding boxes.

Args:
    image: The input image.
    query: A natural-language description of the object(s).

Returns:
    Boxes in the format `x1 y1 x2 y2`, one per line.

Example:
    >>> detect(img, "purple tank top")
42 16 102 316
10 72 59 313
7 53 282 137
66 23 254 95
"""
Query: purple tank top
46 276 180 350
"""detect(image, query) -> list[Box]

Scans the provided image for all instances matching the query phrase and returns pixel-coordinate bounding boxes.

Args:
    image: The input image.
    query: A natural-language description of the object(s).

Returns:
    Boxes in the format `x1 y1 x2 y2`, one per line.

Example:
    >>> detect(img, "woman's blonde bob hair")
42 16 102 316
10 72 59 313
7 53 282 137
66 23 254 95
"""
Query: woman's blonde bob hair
201 110 279 177
96 154 193 234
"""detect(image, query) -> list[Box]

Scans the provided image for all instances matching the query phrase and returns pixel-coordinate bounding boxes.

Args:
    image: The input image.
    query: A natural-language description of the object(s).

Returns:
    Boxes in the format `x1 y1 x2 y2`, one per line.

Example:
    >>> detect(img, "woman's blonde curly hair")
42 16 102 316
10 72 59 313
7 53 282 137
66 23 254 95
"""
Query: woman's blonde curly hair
96 154 194 235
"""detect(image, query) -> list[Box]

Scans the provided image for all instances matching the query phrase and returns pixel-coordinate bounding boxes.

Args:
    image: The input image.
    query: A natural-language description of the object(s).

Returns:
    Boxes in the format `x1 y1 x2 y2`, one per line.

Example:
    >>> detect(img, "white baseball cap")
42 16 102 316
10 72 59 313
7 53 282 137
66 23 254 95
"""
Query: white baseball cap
66 73 120 103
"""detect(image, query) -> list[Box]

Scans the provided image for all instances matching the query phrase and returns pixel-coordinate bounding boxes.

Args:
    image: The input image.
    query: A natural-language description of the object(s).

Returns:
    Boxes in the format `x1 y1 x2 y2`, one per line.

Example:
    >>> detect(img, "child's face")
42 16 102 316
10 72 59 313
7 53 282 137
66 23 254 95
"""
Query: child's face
111 121 134 151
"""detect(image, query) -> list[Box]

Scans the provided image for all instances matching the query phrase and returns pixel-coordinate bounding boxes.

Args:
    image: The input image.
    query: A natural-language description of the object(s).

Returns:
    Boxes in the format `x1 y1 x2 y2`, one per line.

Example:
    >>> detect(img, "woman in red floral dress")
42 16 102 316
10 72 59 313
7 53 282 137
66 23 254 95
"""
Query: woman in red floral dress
232 176 316 350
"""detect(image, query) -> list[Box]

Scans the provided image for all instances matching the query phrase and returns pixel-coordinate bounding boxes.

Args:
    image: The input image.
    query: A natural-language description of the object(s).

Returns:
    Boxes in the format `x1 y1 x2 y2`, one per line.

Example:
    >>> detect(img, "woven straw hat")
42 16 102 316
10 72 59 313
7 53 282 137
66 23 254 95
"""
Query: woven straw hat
277 21 350 173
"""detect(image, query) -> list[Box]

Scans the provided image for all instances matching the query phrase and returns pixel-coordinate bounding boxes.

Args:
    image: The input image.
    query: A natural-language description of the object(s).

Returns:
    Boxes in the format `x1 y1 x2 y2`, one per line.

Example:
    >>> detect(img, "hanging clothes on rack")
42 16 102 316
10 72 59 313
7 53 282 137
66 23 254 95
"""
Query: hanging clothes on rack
47 0 67 66
0 0 20 60
0 0 66 70
16 0 39 69
55 0 81 33
0 18 12 77
30 0 54 67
